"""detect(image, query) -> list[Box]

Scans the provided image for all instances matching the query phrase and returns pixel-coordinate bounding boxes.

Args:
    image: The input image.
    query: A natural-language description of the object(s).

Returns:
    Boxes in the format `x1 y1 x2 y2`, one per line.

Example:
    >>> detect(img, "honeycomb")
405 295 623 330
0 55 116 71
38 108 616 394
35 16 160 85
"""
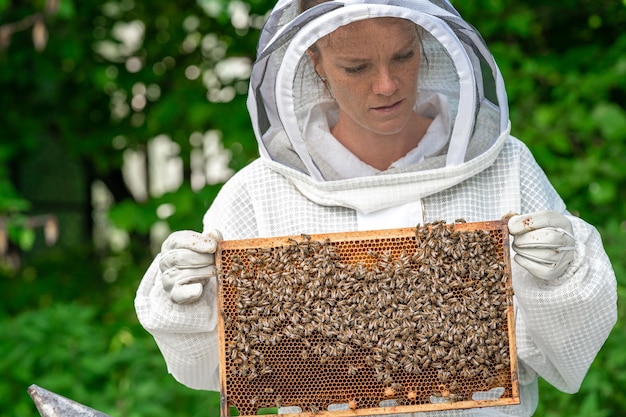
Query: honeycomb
216 220 519 416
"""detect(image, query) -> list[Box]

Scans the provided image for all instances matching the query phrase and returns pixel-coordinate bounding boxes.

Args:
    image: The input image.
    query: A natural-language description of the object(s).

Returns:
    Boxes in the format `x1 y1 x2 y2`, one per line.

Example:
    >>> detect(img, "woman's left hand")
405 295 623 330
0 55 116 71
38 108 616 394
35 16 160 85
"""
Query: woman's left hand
508 211 576 282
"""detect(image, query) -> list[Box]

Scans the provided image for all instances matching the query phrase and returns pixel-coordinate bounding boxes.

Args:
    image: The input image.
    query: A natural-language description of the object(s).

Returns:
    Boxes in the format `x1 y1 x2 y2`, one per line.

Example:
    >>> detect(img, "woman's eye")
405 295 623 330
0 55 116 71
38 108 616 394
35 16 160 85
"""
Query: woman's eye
344 65 367 74
396 50 415 61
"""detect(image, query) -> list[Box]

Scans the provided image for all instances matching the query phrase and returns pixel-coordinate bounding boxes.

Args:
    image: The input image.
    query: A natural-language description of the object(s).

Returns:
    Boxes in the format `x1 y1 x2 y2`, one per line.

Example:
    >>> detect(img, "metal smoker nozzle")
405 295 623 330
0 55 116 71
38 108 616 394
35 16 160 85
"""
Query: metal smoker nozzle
27 384 113 417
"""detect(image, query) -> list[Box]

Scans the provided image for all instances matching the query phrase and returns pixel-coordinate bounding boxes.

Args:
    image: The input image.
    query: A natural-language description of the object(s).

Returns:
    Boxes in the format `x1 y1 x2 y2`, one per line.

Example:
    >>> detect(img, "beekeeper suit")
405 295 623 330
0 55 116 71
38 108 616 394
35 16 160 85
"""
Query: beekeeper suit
135 0 617 415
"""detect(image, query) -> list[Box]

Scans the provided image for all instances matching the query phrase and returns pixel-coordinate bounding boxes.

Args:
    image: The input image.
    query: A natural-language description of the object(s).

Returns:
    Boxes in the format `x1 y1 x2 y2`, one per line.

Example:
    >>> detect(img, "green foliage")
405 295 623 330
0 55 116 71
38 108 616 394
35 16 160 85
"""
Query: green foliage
1 0 625 416
109 184 223 234
0 303 214 417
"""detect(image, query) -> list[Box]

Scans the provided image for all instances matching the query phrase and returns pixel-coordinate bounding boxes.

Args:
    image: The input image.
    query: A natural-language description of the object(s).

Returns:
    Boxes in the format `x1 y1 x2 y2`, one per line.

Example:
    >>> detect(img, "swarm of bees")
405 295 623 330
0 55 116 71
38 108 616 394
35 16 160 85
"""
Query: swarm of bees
218 220 516 416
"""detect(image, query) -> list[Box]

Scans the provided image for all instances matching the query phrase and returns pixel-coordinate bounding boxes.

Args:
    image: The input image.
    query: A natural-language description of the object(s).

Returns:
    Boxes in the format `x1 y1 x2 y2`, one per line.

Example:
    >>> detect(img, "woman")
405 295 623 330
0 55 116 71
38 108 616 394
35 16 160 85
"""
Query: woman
135 0 617 415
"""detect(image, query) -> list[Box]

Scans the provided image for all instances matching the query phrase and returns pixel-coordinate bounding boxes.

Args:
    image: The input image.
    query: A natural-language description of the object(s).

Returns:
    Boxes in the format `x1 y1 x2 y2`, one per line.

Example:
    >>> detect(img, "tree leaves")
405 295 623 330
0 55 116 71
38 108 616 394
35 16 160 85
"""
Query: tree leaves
592 102 626 143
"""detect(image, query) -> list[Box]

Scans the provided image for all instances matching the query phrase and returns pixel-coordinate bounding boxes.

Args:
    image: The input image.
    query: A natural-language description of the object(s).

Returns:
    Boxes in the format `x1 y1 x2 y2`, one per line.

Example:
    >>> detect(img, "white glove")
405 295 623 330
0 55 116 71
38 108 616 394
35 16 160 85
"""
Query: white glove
508 211 576 281
159 230 221 304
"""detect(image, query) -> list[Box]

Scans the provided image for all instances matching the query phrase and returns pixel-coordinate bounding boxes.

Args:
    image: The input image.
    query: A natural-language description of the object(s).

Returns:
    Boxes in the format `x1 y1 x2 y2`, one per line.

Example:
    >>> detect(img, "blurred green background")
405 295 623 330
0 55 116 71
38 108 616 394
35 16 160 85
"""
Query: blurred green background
1 0 624 416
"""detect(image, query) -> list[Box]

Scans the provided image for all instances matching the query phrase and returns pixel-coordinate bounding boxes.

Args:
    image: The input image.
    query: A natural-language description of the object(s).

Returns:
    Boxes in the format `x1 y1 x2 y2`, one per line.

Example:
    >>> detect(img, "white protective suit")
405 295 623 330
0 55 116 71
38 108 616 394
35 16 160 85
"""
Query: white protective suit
135 0 617 416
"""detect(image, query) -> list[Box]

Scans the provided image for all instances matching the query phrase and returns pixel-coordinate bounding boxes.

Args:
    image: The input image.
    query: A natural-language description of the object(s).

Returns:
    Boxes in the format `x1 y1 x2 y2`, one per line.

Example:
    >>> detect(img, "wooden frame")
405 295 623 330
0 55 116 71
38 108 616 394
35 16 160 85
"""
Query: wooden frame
217 221 519 417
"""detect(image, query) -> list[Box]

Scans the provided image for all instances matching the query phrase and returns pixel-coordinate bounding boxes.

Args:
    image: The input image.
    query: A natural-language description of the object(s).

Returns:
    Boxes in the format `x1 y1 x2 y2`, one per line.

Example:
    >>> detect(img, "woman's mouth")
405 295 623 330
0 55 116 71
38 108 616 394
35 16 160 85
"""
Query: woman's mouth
371 100 403 113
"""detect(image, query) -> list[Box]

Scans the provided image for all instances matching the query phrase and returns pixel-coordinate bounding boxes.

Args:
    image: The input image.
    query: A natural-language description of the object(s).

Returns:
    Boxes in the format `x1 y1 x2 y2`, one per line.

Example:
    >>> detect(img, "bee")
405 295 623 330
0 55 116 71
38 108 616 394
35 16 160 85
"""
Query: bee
345 363 358 376
438 369 451 383
391 383 404 392
348 399 357 410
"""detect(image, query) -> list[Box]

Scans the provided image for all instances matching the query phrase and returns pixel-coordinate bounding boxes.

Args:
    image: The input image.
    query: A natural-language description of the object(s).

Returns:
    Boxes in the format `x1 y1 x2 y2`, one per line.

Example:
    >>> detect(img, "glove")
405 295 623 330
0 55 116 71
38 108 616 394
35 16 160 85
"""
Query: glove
508 211 575 281
159 230 221 304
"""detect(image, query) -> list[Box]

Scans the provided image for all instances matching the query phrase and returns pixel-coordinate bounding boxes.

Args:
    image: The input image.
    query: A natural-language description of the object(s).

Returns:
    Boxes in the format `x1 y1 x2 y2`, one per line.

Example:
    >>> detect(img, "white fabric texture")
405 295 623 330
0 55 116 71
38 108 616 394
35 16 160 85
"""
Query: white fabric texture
135 0 618 416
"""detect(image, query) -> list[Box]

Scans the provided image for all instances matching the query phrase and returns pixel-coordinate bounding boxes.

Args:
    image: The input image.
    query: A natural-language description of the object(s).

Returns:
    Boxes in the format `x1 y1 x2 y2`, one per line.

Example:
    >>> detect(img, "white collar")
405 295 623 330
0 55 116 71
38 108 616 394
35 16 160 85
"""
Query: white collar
306 93 451 180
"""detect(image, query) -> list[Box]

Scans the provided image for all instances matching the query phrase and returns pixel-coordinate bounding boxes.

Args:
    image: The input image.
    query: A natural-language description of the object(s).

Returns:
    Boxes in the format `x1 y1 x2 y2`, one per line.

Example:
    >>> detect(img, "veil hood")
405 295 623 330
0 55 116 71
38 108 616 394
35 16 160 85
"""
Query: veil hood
246 0 511 213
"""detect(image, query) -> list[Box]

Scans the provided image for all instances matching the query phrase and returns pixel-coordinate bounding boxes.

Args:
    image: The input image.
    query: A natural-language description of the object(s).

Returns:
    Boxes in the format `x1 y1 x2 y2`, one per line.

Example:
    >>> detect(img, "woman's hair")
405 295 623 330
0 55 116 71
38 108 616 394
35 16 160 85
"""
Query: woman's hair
299 0 429 68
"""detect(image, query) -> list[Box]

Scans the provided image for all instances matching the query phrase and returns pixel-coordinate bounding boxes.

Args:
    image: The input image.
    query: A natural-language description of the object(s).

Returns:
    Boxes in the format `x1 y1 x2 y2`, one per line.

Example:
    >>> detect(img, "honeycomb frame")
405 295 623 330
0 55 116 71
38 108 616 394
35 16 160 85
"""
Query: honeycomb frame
216 220 519 416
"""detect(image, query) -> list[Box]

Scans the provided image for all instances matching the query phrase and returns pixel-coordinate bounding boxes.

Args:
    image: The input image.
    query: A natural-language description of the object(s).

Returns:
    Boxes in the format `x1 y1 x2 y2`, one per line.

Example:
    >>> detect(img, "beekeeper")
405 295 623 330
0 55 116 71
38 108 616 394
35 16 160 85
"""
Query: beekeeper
135 0 617 415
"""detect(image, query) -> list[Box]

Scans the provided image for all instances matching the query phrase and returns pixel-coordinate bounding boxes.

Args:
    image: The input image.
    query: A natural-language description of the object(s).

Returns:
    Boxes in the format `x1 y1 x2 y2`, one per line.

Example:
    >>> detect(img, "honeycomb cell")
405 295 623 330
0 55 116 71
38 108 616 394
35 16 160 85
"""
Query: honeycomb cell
217 220 519 416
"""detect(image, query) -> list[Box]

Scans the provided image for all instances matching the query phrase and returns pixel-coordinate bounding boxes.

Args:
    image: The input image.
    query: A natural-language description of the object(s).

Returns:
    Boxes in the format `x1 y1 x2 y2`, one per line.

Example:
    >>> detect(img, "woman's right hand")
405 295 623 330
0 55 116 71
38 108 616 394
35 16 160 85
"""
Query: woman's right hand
158 230 221 304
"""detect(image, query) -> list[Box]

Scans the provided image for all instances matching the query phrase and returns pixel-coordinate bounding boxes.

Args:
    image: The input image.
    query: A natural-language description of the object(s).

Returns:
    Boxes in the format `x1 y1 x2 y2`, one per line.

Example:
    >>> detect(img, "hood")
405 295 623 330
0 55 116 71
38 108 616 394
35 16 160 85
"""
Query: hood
246 0 510 213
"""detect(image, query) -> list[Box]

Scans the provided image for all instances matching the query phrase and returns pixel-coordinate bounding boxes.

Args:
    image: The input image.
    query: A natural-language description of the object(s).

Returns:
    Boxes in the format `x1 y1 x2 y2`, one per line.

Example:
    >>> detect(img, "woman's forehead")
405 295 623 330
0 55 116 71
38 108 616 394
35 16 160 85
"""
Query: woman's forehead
322 18 418 50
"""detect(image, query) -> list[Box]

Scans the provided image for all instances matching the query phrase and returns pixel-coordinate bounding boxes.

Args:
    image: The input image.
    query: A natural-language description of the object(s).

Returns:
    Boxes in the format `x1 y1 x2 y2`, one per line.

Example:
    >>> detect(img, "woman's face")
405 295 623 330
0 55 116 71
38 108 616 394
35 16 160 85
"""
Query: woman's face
309 18 421 140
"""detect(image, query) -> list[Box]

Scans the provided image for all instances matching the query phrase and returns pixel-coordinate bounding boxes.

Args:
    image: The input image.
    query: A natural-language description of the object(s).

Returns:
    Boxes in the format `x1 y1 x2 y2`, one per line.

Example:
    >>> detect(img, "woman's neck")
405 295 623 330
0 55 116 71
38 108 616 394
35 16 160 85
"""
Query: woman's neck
331 112 432 170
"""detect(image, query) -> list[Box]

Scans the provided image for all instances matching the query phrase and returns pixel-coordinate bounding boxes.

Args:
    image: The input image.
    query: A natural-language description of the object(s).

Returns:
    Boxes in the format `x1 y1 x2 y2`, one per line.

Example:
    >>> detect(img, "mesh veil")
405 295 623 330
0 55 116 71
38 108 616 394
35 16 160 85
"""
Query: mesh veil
247 0 509 181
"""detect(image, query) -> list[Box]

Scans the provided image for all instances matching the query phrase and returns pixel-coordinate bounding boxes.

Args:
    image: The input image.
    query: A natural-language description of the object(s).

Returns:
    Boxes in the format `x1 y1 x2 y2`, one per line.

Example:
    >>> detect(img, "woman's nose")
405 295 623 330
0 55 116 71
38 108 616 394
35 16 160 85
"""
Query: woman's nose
372 68 398 96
